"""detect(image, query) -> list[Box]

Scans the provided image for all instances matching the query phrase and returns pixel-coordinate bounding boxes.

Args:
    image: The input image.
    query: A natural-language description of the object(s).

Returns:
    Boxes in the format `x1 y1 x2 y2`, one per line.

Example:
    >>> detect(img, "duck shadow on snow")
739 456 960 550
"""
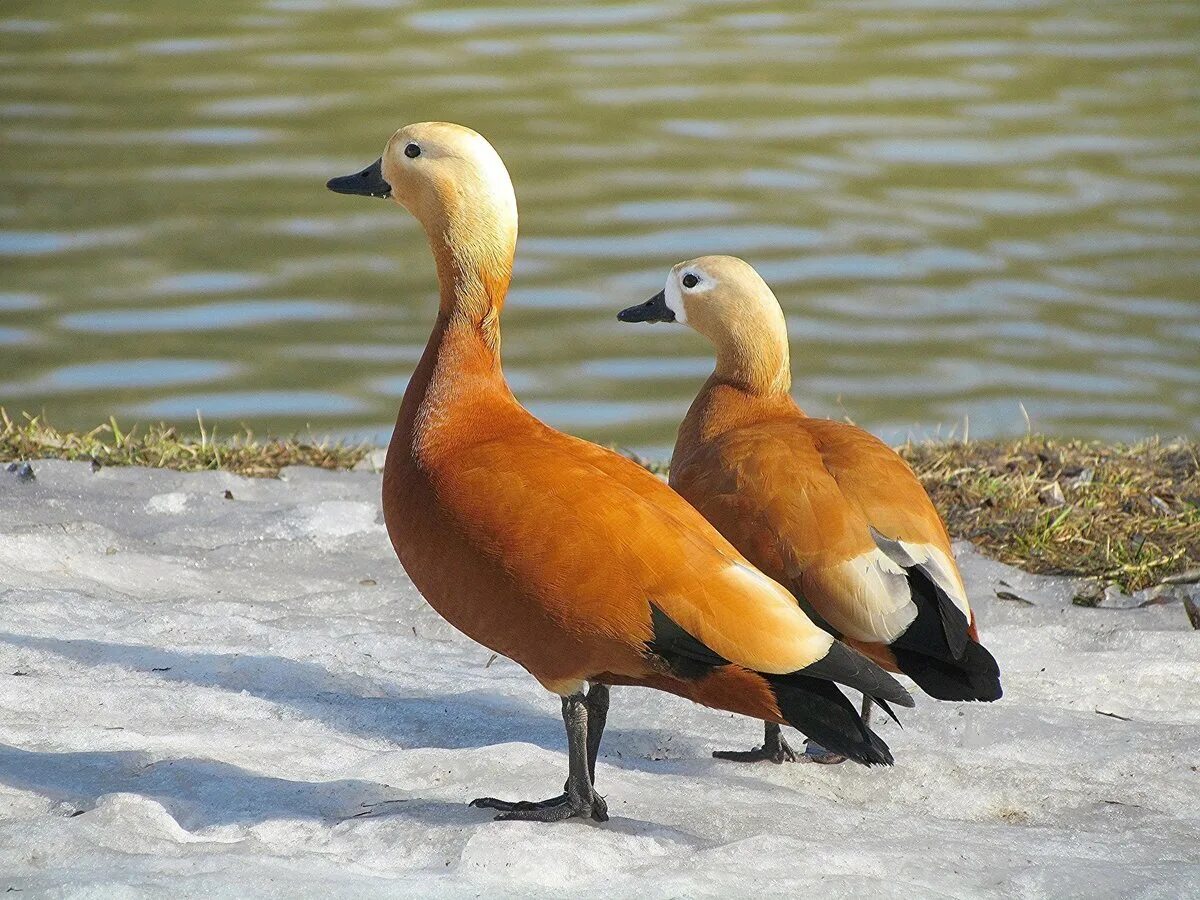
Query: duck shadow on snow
2 631 576 751
0 743 475 831
0 632 775 828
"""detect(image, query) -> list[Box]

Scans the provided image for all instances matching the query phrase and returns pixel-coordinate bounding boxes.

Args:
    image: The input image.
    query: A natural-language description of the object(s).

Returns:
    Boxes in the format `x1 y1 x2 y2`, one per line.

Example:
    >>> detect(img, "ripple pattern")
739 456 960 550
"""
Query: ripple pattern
1 0 1197 453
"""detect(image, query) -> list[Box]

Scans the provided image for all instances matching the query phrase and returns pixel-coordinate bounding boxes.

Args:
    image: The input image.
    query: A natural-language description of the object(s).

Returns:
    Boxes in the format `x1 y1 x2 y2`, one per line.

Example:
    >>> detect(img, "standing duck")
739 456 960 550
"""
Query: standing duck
618 255 1001 764
327 126 914 822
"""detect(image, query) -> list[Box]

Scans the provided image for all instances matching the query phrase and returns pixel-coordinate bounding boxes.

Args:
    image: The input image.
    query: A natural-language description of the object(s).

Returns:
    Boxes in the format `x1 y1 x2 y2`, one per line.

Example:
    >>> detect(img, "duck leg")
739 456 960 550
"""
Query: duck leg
713 721 800 764
581 683 609 781
470 686 609 822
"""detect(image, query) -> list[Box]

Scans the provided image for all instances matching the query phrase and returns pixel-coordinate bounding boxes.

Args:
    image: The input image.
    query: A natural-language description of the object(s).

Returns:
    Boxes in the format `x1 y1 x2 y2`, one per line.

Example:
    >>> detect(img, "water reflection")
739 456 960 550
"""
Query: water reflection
59 300 354 333
130 390 368 418
1 0 1197 454
4 358 237 393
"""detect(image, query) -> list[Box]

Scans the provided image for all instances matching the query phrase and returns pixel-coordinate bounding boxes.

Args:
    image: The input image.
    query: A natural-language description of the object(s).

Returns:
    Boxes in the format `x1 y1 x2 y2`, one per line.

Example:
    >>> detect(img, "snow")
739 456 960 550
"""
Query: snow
0 459 1197 898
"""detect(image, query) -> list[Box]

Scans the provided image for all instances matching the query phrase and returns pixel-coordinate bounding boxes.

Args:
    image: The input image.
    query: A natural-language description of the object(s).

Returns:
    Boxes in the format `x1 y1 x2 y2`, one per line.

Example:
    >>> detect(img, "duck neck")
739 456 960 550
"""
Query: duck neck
429 212 515 350
395 215 517 455
711 326 792 400
679 324 795 451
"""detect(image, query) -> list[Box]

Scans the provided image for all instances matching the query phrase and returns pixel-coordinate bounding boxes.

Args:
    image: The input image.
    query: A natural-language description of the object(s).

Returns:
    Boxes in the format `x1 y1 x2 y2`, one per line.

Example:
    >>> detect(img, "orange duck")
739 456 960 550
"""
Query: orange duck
619 255 1001 764
327 126 914 822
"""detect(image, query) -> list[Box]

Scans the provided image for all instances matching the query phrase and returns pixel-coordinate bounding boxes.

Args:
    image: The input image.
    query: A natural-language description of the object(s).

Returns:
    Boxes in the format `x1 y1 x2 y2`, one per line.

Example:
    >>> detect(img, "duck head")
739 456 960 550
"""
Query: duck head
328 122 518 316
619 255 791 395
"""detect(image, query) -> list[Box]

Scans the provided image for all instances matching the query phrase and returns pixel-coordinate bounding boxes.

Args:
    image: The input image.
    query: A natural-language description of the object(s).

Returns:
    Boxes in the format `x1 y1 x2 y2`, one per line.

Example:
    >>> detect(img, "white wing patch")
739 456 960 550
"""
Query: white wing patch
826 548 917 643
870 528 970 617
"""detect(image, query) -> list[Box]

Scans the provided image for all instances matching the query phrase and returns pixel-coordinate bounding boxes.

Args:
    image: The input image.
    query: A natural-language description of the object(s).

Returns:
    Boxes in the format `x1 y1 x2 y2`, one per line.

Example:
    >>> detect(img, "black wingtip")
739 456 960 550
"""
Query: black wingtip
767 674 895 767
800 641 915 708
872 696 903 727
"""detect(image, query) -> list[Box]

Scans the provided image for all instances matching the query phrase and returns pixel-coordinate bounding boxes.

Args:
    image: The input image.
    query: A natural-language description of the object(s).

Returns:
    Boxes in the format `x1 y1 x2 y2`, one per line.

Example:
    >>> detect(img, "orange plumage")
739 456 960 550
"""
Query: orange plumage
619 255 1001 760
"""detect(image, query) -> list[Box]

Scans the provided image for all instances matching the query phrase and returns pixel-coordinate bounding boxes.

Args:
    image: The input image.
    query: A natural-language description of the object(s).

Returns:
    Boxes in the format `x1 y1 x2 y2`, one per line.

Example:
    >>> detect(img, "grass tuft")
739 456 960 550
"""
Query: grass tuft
898 436 1199 593
0 409 370 479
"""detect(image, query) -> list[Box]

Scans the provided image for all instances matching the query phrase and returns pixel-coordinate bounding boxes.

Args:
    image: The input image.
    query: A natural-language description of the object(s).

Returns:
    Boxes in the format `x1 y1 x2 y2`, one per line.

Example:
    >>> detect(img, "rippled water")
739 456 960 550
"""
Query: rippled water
2 1 1198 455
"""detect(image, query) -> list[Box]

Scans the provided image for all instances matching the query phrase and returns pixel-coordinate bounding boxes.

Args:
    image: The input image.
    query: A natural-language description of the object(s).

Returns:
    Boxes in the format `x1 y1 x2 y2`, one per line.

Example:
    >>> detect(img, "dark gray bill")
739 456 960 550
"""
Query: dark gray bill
326 157 391 198
617 290 674 324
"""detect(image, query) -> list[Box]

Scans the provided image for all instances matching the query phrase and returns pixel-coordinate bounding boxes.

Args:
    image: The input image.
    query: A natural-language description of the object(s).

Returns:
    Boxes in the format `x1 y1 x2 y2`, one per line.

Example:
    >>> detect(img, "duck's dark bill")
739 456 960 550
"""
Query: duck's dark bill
617 290 674 324
327 157 391 198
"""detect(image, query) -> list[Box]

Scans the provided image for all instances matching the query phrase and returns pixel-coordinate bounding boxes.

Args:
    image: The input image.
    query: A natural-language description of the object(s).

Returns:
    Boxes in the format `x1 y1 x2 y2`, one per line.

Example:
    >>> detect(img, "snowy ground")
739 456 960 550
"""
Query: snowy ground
0 459 1196 899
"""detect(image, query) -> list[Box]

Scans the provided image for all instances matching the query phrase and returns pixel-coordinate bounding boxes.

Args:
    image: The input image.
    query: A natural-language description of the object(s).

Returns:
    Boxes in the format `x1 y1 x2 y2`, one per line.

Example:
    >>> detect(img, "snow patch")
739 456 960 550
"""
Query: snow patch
296 500 384 539
0 461 1196 896
146 491 189 514
268 500 385 544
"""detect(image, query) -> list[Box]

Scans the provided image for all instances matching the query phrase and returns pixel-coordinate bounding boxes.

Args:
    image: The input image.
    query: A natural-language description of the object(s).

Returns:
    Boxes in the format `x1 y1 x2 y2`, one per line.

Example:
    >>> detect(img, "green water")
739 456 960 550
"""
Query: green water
2 1 1198 454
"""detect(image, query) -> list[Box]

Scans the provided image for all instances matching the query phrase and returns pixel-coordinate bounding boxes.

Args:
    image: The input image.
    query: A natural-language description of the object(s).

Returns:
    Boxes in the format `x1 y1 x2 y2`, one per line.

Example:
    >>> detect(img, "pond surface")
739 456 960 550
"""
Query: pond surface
2 0 1198 455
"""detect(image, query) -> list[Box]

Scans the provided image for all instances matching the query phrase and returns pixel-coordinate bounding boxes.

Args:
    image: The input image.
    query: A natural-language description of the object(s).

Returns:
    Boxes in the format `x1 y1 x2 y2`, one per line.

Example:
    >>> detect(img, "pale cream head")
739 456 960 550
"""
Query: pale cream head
661 255 792 395
327 122 519 321
378 122 517 243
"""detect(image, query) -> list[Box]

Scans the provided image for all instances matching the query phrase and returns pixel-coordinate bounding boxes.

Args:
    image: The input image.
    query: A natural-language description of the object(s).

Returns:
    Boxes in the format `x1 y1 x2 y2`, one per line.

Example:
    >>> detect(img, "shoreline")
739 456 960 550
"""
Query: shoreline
3 411 1197 595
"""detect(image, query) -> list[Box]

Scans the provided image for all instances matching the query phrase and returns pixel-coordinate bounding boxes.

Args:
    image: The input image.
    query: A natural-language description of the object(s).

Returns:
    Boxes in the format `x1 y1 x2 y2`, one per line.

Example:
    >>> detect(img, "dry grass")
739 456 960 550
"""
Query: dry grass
0 410 369 479
4 410 1197 591
900 436 1199 592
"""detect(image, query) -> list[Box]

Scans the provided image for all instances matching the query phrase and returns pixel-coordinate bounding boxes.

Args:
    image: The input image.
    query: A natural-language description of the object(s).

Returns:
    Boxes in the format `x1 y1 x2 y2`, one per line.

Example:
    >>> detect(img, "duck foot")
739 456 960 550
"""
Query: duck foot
802 740 847 765
470 792 567 813
469 688 610 823
712 722 800 764
470 790 608 823
712 744 799 764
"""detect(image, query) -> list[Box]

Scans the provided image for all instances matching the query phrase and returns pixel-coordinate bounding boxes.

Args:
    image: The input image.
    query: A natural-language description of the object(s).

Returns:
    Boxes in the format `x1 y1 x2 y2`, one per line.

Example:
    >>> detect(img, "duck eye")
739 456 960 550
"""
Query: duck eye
404 143 421 159
682 273 699 288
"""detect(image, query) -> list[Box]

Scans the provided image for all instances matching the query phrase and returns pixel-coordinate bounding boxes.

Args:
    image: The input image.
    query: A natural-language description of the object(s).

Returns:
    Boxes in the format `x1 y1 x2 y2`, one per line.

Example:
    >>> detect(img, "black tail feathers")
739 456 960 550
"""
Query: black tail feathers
894 639 1002 702
891 564 1002 702
766 673 893 766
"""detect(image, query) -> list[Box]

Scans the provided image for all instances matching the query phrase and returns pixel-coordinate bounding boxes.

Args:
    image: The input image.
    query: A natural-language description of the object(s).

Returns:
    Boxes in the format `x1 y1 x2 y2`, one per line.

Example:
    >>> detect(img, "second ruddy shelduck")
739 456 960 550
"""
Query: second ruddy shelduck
326 126 914 823
619 256 1001 764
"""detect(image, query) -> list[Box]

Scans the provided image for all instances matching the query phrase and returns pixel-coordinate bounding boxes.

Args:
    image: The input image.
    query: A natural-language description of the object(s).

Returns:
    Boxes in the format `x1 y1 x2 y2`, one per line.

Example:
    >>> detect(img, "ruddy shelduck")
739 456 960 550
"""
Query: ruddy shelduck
327 126 914 823
619 256 1001 764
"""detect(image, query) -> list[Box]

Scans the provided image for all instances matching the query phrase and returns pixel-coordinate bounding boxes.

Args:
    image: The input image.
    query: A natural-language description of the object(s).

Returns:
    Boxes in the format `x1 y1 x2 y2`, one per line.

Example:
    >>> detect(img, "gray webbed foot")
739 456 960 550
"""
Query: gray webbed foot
712 721 801 764
712 742 800 764
802 740 848 765
469 793 567 813
470 790 607 822
469 686 611 823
